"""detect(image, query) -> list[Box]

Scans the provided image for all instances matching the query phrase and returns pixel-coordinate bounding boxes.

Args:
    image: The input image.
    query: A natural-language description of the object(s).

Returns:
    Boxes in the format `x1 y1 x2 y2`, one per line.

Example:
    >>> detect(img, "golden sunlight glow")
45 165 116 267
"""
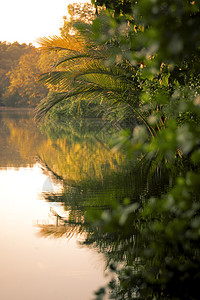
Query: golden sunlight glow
0 165 107 300
0 0 89 46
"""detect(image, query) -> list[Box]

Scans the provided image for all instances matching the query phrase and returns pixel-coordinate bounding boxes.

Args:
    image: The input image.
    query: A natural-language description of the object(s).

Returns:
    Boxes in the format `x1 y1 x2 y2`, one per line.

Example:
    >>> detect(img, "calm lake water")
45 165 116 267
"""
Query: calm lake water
0 110 173 300
0 110 123 300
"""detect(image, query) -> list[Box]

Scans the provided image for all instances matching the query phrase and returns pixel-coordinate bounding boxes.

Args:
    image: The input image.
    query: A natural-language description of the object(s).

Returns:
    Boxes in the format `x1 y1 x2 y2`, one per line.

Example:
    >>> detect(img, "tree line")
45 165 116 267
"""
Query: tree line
0 41 51 107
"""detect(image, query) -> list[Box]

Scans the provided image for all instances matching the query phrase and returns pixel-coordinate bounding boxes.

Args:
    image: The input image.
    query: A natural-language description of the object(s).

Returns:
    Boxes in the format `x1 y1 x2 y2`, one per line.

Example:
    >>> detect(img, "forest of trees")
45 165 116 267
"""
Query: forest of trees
0 41 32 106
0 41 50 107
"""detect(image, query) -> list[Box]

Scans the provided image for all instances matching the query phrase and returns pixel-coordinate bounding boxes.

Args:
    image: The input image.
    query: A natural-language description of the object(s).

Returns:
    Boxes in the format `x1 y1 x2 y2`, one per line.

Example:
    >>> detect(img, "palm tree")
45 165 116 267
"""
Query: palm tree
35 34 157 136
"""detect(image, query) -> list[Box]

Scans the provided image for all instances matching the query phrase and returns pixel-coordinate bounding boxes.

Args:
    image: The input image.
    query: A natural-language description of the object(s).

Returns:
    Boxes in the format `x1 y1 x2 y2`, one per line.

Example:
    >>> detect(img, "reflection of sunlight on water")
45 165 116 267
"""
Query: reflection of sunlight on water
0 164 56 225
0 164 50 192
0 164 107 300
0 163 63 198
41 172 63 195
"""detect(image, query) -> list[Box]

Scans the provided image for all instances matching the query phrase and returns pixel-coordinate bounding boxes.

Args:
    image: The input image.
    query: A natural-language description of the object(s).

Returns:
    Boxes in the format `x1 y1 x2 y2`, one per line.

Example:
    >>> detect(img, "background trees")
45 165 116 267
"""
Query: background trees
3 49 49 107
60 2 96 36
0 42 52 107
0 41 33 106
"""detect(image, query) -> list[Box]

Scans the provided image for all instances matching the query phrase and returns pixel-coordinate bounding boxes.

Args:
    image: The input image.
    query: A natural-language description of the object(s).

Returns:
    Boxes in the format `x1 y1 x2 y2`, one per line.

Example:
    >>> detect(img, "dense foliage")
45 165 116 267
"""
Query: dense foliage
0 41 51 107
0 41 33 106
4 49 50 107
84 1 200 300
91 0 133 15
33 0 200 299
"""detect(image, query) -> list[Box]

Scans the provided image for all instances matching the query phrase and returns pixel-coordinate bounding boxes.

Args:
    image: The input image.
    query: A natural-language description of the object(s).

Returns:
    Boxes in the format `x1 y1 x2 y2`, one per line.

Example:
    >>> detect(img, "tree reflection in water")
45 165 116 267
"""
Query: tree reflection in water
2 111 172 299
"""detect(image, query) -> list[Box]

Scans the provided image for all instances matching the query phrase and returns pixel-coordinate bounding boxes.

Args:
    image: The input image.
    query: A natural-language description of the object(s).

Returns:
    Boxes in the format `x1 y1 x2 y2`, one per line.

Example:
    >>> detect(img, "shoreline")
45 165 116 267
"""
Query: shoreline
0 107 34 111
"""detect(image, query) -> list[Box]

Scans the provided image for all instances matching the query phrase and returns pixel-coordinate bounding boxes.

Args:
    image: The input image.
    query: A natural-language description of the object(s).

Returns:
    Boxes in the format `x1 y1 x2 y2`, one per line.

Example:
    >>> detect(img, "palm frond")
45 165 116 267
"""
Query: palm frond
39 58 137 92
35 72 141 123
36 35 86 53
54 49 106 68
35 34 151 130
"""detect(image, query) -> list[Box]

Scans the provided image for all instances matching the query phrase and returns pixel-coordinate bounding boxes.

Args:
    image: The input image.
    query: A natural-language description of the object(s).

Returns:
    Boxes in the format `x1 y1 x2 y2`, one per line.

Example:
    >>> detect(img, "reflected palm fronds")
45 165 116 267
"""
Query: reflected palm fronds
36 202 88 240
36 223 85 240
1 111 172 272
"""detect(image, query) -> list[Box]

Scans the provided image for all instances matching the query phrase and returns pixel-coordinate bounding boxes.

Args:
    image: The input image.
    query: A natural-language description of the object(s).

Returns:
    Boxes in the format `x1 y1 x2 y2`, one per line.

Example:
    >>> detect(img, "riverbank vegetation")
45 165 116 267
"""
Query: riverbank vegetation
34 1 200 299
2 0 200 299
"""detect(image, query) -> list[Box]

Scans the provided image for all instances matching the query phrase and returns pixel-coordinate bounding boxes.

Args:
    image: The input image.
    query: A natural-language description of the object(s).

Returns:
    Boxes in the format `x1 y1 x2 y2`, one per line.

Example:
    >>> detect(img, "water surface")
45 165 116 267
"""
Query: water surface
0 111 111 300
0 110 173 300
